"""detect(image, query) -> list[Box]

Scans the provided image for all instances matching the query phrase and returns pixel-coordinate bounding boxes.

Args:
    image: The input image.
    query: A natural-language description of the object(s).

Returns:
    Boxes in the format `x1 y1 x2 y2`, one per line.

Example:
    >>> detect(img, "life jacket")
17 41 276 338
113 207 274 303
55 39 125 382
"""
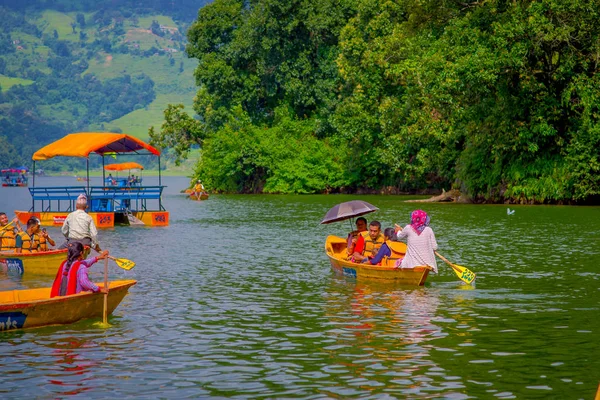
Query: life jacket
17 231 40 253
0 227 17 252
50 260 82 297
360 231 385 258
38 234 49 251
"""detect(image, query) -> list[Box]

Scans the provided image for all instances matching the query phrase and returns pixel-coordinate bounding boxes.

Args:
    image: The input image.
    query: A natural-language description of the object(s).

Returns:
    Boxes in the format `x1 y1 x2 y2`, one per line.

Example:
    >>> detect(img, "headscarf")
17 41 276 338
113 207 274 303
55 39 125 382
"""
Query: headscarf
410 210 430 235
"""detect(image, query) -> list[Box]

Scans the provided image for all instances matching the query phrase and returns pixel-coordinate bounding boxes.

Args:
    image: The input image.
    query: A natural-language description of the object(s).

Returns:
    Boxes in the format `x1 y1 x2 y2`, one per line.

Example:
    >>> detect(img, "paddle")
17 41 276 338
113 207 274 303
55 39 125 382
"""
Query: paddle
435 251 476 285
103 256 108 325
93 249 136 270
109 256 136 270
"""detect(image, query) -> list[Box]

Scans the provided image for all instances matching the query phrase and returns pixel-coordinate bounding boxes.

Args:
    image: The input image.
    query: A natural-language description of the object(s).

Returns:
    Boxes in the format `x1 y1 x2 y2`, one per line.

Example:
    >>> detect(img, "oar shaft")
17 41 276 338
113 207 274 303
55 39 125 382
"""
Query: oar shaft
103 257 108 325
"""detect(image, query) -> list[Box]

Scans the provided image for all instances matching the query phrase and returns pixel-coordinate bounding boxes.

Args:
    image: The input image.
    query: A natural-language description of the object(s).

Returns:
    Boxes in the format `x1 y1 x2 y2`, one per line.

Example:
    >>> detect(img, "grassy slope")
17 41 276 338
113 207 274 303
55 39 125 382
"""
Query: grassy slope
30 10 198 139
0 75 34 91
16 9 200 172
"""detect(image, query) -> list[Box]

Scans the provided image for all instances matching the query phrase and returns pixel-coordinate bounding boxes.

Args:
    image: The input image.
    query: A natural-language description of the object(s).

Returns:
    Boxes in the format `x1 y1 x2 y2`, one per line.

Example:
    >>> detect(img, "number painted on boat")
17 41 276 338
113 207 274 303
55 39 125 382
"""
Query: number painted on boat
342 267 357 278
0 312 26 331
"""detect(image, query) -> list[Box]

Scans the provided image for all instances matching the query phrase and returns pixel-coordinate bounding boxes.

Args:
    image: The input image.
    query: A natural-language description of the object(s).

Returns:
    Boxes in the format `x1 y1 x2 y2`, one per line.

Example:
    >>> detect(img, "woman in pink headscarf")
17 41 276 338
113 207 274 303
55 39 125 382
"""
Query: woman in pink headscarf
393 210 438 272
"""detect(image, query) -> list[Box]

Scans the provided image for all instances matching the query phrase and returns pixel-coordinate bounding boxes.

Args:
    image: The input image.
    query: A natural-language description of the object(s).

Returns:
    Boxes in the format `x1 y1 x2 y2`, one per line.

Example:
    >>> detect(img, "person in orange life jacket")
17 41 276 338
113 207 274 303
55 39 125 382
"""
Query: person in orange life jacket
347 217 368 257
38 227 55 251
352 220 385 262
15 217 41 253
0 212 22 252
51 242 109 297
362 228 397 265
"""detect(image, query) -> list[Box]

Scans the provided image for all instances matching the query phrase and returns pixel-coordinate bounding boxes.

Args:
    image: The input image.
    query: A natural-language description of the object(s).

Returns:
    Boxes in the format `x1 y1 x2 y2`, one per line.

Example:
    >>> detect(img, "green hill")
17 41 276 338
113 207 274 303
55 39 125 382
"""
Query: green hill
0 1 207 171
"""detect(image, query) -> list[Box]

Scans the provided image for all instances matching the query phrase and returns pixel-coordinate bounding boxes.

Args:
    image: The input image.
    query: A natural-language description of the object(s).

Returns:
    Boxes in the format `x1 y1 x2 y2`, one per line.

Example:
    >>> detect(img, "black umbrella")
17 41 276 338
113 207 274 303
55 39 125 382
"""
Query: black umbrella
320 200 379 224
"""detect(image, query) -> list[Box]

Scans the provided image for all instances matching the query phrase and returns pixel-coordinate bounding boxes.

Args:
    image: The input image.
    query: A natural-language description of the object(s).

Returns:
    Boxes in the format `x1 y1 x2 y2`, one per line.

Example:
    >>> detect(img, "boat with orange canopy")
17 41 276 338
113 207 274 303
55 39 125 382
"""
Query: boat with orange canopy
15 132 169 228
104 162 144 187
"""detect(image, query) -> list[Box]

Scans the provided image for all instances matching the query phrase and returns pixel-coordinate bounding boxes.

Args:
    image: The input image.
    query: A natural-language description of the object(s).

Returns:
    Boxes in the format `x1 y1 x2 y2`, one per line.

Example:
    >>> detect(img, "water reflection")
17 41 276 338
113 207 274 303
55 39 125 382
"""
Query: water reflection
45 335 98 396
323 277 451 396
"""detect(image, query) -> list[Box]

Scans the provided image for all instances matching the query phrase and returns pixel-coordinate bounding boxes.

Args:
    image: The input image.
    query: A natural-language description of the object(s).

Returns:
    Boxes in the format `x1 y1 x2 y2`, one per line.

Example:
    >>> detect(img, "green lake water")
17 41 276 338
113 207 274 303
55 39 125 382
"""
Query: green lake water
1 176 599 398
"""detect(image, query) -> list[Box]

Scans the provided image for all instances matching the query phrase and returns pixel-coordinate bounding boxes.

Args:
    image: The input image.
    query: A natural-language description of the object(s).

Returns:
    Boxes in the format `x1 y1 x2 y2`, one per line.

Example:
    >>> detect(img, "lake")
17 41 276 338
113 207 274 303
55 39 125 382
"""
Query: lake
1 176 599 398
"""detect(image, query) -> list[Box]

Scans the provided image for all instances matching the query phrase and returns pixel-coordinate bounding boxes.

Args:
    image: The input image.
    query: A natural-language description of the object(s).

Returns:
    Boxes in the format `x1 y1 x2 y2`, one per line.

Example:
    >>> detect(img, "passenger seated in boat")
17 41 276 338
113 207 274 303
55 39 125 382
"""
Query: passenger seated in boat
346 217 368 257
51 242 109 297
352 220 385 263
0 212 21 252
394 210 438 272
38 228 55 251
362 228 396 265
15 217 41 253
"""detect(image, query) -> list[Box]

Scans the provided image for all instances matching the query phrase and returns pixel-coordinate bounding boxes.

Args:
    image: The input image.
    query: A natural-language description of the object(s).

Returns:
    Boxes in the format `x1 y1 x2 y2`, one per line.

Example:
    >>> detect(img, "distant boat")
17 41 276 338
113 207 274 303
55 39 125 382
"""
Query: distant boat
2 168 28 187
507 208 515 215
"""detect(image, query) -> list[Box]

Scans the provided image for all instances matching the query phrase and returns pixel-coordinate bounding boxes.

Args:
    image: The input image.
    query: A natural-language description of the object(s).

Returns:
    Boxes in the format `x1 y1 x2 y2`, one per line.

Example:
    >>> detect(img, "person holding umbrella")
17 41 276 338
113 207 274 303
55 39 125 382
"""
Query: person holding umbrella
346 217 368 257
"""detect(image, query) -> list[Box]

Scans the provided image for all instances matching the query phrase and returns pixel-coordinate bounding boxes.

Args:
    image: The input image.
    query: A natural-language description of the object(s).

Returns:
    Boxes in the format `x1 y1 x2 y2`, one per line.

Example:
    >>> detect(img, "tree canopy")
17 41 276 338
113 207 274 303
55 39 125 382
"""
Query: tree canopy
152 0 599 203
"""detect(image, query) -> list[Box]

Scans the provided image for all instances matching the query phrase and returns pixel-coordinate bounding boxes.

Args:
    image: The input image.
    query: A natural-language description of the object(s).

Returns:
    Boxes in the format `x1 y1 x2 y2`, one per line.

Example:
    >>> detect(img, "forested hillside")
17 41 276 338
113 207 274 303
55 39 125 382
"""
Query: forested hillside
150 0 600 203
0 0 209 171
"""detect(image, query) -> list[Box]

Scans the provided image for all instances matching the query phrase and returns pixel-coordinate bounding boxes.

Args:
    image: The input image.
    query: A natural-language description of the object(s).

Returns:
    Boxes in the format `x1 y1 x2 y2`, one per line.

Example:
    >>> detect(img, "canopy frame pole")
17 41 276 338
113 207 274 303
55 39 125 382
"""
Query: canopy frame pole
158 155 162 210
102 155 105 188
86 158 90 195
32 161 36 212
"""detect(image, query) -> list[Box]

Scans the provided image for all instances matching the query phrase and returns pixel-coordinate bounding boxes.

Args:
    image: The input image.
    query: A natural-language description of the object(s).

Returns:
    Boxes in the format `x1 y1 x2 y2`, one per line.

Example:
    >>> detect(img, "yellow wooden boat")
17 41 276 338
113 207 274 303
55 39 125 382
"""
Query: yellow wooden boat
189 193 209 200
0 280 136 331
325 235 432 285
0 248 68 275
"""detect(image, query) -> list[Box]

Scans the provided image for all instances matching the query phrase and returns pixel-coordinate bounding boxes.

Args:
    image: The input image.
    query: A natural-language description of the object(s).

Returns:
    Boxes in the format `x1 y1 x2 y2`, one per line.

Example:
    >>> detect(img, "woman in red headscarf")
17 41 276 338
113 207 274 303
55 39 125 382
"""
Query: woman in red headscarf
393 210 438 272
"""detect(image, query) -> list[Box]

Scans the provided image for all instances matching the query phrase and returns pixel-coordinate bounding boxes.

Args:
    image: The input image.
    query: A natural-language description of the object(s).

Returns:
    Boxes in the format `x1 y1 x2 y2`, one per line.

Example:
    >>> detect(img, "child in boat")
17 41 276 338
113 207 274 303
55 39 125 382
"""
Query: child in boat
394 210 438 272
50 242 109 297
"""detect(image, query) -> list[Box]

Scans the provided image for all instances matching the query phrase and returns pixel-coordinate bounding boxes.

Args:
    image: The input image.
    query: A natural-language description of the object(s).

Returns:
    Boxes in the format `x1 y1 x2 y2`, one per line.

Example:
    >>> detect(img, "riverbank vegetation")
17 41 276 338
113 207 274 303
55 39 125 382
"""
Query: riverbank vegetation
150 0 600 204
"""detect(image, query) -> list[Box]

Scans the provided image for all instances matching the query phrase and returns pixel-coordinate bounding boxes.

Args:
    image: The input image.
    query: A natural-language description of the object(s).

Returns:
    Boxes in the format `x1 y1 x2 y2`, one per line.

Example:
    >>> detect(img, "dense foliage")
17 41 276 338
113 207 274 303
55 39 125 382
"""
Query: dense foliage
150 0 600 203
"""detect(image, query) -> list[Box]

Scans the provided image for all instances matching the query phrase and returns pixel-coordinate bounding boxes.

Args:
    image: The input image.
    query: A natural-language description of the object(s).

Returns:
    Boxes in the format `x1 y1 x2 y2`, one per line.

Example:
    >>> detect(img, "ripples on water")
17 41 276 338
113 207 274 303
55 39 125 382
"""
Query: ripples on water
1 179 599 398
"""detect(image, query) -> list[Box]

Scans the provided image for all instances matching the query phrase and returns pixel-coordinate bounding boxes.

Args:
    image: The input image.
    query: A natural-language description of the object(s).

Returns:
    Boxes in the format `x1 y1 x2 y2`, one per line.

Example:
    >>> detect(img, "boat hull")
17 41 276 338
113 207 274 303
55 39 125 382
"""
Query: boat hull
15 210 169 228
0 249 68 275
325 235 431 285
2 183 28 187
16 210 115 228
189 193 209 200
0 280 136 331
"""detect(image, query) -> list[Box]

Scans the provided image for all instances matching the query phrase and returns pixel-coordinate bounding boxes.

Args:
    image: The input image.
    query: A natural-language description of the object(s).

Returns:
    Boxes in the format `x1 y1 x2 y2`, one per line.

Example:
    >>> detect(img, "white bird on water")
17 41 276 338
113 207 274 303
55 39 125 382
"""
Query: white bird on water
507 208 515 215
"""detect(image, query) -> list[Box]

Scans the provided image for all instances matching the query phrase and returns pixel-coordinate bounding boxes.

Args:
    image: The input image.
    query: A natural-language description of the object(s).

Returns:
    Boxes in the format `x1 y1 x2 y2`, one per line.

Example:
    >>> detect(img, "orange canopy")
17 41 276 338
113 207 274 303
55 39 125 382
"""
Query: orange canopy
32 133 160 161
104 162 144 171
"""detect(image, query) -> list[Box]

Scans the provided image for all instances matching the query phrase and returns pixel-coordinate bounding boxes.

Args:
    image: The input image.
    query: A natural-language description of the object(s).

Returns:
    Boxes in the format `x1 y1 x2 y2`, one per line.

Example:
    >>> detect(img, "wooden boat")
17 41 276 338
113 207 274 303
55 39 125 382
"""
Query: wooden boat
2 168 28 187
0 248 68 275
0 280 136 331
16 132 170 228
189 193 209 200
325 235 432 285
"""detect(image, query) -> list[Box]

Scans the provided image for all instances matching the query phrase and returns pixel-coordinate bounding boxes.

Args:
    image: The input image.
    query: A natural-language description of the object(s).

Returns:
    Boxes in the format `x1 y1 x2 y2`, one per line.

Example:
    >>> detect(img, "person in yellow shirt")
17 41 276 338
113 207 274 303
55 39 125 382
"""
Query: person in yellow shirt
191 180 206 198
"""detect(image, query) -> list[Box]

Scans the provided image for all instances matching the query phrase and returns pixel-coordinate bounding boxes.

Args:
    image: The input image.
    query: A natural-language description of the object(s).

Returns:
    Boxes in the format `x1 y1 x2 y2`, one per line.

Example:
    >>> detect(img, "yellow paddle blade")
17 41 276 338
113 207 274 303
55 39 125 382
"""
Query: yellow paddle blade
110 257 136 270
449 263 476 285
435 251 476 285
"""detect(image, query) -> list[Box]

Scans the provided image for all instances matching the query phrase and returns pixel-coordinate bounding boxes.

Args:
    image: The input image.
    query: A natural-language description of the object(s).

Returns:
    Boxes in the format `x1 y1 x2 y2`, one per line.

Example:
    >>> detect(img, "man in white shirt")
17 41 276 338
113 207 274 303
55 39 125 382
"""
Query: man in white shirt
59 194 101 251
